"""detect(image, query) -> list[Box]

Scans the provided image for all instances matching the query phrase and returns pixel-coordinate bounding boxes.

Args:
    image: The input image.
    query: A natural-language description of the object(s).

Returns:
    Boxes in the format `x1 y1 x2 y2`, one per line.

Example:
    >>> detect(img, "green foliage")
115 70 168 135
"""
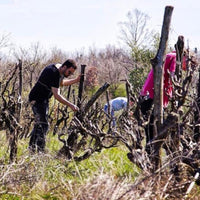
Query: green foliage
108 83 126 98
0 194 21 200
128 38 156 94
77 146 139 180
129 66 150 93
112 84 126 98
131 46 153 66
0 131 10 163
84 85 99 97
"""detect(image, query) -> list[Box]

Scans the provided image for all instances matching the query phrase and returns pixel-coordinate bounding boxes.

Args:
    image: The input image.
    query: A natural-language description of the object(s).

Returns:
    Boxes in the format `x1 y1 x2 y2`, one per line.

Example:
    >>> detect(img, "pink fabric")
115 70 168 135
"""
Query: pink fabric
140 51 176 107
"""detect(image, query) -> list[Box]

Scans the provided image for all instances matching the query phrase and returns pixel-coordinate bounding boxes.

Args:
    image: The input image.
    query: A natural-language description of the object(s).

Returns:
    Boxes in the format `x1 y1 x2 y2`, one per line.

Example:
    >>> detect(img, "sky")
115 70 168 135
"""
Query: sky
0 0 200 54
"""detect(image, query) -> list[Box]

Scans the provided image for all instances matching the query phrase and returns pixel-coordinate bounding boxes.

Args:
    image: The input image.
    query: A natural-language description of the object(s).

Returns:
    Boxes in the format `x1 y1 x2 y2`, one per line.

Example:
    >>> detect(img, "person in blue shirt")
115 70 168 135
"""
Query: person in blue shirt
104 97 133 127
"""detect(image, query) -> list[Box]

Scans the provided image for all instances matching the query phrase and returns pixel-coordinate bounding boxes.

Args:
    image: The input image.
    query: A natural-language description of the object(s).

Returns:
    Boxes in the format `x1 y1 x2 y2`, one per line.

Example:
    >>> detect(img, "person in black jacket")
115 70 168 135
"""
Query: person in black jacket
28 59 81 153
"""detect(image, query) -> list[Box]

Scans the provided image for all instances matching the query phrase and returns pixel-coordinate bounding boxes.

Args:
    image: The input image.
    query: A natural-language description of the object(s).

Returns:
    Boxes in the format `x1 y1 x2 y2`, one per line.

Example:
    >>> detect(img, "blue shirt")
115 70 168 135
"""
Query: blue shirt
104 97 127 114
104 97 127 127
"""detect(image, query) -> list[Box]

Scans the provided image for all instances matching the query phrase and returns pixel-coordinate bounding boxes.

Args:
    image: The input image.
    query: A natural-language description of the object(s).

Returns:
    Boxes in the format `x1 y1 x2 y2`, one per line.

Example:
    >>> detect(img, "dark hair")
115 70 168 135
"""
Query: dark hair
62 59 77 69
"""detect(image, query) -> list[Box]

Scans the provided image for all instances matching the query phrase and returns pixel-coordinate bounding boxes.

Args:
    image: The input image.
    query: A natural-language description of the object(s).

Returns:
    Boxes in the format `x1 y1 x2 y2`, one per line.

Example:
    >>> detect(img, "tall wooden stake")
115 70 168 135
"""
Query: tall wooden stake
77 64 86 108
150 6 173 170
152 6 173 127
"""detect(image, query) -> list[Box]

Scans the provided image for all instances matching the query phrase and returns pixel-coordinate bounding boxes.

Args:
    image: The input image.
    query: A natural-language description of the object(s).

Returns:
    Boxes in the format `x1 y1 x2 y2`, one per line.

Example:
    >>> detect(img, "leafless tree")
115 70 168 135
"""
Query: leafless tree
118 8 154 49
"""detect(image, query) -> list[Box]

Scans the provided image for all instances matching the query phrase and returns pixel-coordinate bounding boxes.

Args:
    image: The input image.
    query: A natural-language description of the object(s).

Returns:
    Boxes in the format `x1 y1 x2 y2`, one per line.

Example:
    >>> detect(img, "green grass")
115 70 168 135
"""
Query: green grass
0 130 140 199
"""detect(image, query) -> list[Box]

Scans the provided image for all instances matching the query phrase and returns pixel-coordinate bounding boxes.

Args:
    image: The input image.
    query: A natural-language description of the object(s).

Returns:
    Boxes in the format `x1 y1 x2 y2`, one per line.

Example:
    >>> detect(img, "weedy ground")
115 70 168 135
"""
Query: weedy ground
1 130 200 200
0 130 141 200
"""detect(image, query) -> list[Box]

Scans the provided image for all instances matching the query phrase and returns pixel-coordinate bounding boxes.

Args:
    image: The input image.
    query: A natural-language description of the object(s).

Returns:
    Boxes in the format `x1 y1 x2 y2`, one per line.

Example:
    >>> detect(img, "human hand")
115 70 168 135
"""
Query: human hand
77 74 83 82
70 104 79 112
129 111 133 116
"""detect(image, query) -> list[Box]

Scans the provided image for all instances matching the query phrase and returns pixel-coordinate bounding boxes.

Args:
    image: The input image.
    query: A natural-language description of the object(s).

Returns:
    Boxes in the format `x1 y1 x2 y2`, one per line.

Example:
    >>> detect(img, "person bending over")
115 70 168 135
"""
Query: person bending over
104 97 133 127
28 59 81 153
140 36 186 145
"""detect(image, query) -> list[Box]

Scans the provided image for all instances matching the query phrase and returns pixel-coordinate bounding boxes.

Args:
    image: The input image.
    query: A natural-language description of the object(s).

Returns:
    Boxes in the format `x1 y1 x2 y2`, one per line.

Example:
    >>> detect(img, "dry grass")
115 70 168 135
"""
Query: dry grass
1 130 200 200
0 152 200 200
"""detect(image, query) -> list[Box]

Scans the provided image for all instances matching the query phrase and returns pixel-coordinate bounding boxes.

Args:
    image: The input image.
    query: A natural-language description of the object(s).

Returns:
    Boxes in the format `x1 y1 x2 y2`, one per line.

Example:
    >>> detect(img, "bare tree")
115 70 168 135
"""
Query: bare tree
0 32 11 49
118 8 154 49
0 61 24 161
13 42 47 89
118 9 158 93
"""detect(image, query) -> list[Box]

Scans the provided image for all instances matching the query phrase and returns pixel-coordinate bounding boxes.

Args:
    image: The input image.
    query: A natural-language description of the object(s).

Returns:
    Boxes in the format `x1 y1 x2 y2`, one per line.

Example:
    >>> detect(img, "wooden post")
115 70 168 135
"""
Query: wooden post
175 36 185 81
150 6 173 170
84 82 110 113
77 64 86 108
17 59 23 119
152 6 174 127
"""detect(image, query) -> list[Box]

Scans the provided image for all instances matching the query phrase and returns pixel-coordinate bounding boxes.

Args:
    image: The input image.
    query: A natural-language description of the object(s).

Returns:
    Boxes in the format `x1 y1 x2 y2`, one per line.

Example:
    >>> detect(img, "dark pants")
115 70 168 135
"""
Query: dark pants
140 98 154 144
29 101 49 153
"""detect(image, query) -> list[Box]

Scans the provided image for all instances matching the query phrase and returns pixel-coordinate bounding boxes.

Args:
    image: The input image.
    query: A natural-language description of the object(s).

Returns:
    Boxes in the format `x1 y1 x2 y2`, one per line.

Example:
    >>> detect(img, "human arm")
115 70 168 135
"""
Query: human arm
169 55 176 73
51 87 79 111
169 56 176 79
164 54 176 80
140 69 154 98
60 74 81 86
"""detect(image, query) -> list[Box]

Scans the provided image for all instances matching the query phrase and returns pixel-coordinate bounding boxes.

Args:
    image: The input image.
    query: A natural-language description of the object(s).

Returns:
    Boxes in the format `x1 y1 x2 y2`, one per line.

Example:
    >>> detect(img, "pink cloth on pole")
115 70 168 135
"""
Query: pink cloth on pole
140 51 176 107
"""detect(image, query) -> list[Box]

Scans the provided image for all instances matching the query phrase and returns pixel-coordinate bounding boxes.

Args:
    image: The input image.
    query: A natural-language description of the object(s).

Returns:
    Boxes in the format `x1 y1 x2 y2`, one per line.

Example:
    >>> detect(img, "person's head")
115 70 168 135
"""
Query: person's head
60 59 77 77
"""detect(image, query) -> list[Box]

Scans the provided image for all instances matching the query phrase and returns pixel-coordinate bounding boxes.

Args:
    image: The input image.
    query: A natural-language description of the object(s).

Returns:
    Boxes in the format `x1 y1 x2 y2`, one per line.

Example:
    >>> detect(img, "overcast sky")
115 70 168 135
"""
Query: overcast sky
0 0 200 53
